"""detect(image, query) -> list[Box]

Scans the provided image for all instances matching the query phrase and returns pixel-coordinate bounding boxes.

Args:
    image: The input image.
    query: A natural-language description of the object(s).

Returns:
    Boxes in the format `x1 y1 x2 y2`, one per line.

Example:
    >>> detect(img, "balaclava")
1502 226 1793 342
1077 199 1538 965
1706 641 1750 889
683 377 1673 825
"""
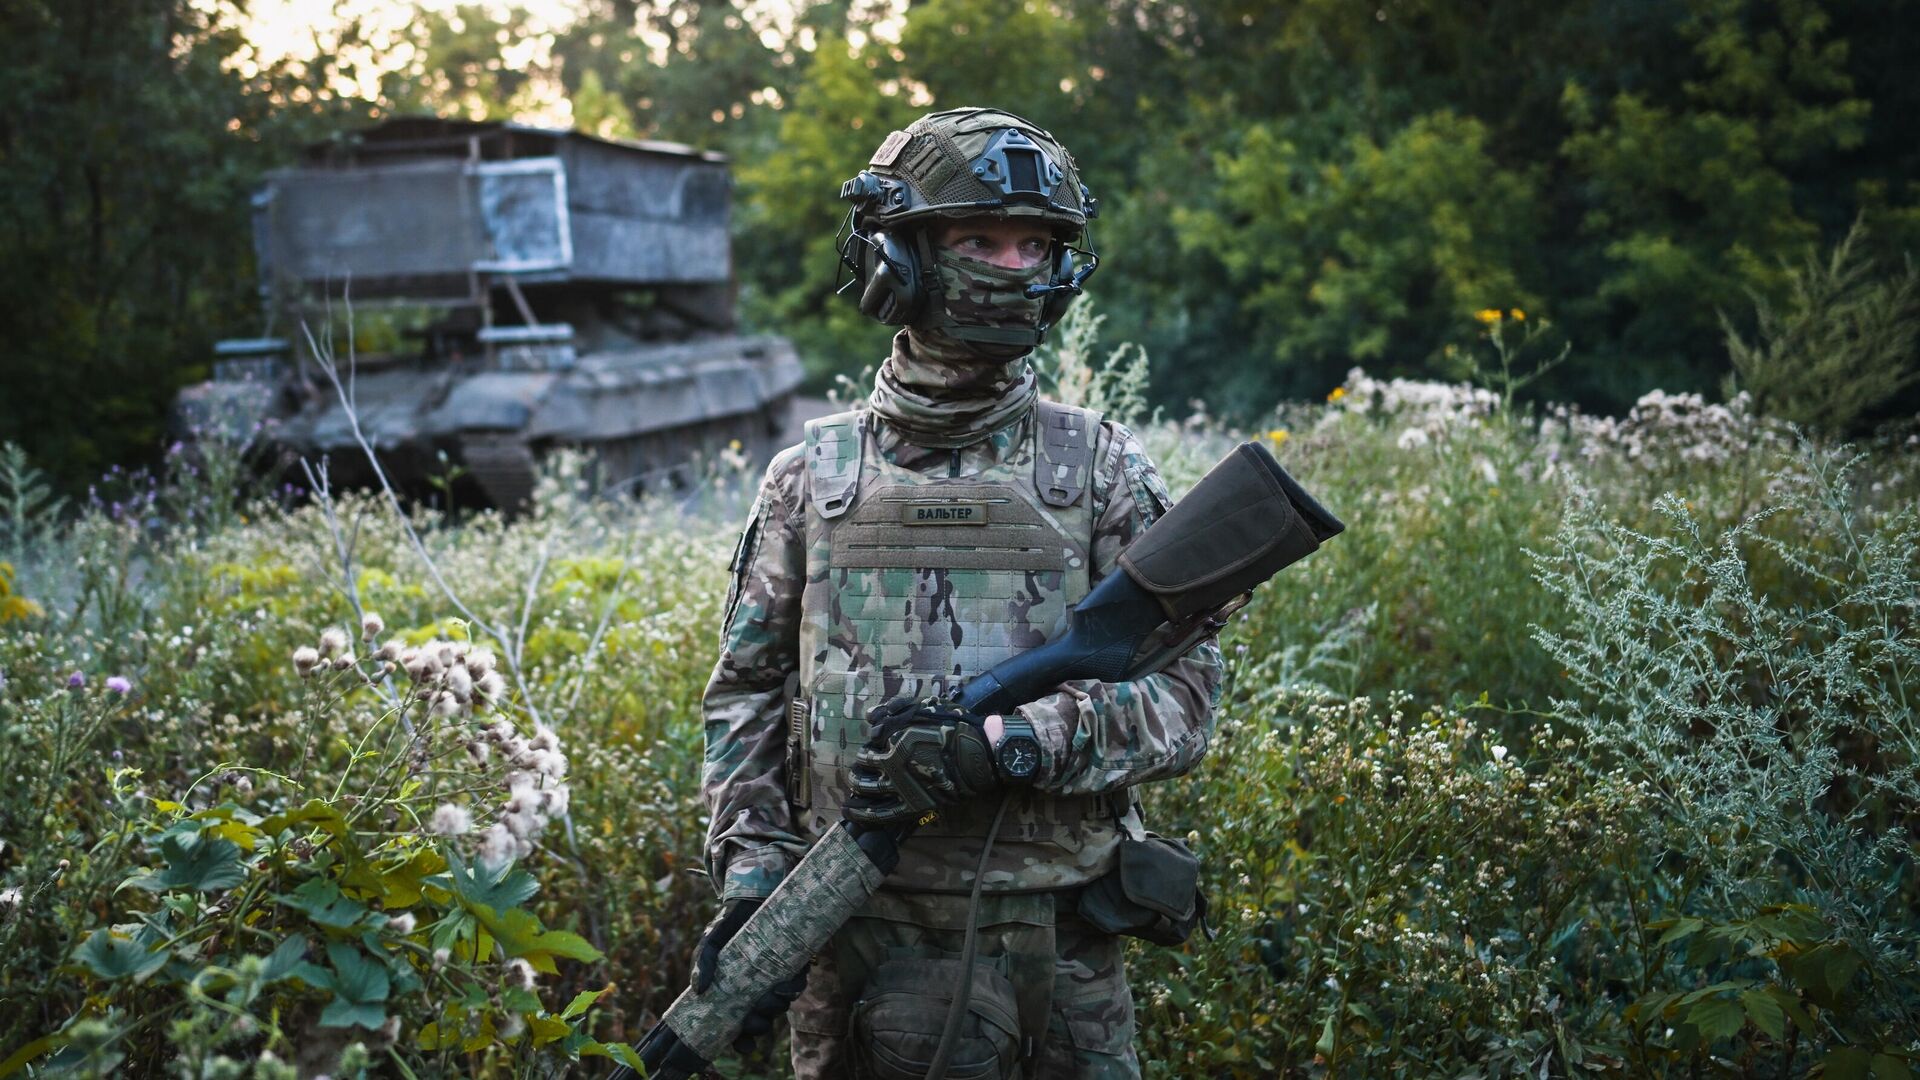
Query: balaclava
869 245 1048 448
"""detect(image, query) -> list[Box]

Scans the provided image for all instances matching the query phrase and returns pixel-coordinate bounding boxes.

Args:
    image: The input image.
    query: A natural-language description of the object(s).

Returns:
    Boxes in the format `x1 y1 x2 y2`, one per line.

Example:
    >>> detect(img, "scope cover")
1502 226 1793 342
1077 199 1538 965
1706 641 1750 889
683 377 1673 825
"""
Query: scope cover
1117 441 1344 622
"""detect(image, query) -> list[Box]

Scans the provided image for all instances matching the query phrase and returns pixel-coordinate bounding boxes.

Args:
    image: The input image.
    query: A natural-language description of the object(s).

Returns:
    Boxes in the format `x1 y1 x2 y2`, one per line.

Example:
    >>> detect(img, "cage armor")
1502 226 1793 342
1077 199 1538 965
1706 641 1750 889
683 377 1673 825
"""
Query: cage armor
790 399 1116 894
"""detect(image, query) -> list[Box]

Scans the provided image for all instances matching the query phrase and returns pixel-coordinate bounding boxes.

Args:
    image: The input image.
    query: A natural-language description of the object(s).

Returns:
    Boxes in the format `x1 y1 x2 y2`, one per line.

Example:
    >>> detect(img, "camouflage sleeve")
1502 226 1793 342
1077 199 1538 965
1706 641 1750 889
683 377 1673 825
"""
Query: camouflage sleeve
701 445 810 901
1015 423 1226 797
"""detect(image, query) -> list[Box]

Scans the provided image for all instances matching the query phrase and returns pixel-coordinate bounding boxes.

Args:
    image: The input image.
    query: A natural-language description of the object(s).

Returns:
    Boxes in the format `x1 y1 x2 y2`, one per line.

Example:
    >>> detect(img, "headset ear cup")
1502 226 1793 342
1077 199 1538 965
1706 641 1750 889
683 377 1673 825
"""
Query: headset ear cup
855 230 923 325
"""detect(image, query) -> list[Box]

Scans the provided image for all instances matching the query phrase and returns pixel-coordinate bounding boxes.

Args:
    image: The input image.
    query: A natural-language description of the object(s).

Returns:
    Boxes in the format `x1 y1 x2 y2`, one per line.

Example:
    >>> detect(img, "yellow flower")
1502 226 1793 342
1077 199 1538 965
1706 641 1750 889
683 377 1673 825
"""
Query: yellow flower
1509 308 1526 321
1267 428 1290 444
1473 308 1504 326
1327 386 1347 402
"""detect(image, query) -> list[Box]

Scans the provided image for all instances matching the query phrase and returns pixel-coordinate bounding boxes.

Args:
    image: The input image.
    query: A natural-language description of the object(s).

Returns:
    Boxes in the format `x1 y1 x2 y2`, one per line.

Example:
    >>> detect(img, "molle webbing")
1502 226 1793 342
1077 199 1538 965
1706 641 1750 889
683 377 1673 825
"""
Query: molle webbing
805 412 866 519
1033 400 1096 507
834 483 1078 572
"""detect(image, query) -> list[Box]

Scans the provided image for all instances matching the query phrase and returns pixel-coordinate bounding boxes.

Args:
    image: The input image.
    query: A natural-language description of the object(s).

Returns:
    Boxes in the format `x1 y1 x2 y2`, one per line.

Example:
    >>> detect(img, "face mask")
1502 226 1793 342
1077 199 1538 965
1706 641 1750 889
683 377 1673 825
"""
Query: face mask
925 249 1050 344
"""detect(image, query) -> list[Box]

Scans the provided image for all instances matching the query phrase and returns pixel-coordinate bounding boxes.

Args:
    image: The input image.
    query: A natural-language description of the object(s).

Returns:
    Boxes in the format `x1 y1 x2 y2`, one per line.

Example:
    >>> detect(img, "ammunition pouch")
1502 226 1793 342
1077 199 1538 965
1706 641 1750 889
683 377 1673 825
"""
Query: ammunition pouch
1118 440 1344 623
850 957 1023 1080
1075 833 1208 947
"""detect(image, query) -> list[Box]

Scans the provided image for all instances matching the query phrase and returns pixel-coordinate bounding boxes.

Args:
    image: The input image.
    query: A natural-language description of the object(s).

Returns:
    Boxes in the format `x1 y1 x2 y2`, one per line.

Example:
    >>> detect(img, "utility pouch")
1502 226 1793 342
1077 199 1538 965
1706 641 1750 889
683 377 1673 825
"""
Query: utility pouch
1076 834 1208 947
850 957 1022 1080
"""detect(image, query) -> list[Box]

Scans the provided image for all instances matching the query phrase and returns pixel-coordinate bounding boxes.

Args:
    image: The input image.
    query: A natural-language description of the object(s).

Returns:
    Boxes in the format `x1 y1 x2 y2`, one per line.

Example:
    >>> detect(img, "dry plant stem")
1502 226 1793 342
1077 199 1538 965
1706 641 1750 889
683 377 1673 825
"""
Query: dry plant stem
300 309 547 733
298 456 403 720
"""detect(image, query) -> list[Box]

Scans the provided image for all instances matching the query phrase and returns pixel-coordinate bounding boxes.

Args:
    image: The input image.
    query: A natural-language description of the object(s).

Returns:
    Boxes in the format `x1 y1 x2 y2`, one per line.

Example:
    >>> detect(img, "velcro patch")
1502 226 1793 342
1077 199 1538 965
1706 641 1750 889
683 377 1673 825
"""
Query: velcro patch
870 129 912 167
901 502 989 525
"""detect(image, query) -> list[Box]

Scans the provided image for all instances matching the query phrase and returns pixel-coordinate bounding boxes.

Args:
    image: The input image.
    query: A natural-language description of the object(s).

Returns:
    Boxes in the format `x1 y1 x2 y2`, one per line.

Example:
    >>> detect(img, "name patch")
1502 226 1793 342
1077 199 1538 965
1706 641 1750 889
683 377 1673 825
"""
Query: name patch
901 502 989 525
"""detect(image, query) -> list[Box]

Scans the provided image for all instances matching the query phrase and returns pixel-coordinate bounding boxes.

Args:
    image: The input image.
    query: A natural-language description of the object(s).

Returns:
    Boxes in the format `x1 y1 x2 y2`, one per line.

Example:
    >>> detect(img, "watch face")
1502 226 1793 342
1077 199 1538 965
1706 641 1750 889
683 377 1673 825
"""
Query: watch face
997 735 1041 779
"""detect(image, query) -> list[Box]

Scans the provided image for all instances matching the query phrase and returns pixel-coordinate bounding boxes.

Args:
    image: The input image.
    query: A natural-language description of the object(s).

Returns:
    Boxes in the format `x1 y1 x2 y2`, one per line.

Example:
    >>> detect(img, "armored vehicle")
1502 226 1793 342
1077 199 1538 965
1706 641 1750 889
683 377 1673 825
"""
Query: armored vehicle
175 117 804 508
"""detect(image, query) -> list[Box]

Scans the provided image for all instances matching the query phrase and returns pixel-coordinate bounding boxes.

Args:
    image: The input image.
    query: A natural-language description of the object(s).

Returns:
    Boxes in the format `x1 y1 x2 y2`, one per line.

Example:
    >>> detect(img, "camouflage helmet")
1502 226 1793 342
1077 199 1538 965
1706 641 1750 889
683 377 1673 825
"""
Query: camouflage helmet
839 107 1098 236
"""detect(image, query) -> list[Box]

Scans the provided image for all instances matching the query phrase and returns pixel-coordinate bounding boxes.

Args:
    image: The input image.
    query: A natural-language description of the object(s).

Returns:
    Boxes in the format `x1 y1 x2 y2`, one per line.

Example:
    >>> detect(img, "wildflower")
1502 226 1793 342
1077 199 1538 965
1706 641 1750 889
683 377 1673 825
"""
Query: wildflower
499 1013 526 1040
318 627 349 658
465 739 491 766
331 652 356 671
1510 308 1525 321
431 947 451 968
479 822 518 865
430 691 462 718
386 912 417 935
530 749 568 781
233 775 254 800
1473 308 1503 326
1266 428 1289 445
374 639 404 662
0 886 20 912
529 724 559 753
1492 745 1508 762
1396 427 1431 451
66 671 85 690
542 785 571 817
429 804 472 836
360 612 385 640
105 676 132 695
466 649 496 677
476 670 508 704
446 664 473 702
1326 386 1347 403
505 957 538 990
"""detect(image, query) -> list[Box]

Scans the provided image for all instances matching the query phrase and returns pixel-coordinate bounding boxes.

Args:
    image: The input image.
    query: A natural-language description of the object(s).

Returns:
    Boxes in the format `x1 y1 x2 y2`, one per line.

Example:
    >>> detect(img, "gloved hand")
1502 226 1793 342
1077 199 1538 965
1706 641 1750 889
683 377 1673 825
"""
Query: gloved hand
844 697 1001 826
691 897 761 993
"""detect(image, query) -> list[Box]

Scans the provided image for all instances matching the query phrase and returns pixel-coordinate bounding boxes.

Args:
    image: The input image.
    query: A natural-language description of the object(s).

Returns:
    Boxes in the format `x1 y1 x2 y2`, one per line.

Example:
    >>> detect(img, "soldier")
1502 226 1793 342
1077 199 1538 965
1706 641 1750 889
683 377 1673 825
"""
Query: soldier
698 107 1224 1079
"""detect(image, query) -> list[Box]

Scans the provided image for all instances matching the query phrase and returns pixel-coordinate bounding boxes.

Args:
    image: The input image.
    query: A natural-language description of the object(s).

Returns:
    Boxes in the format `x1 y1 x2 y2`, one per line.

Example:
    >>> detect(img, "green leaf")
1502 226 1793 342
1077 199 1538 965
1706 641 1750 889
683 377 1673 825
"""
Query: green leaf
529 1015 570 1047
431 849 539 914
561 986 609 1020
1764 985 1816 1032
278 877 381 930
469 903 603 973
1315 1011 1336 1056
324 942 391 1004
1824 1048 1872 1080
610 1042 645 1070
1873 1055 1915 1080
0 1033 60 1077
1739 989 1785 1040
129 833 246 893
1684 996 1744 1042
72 927 170 981
259 935 311 983
1655 917 1705 946
319 999 387 1030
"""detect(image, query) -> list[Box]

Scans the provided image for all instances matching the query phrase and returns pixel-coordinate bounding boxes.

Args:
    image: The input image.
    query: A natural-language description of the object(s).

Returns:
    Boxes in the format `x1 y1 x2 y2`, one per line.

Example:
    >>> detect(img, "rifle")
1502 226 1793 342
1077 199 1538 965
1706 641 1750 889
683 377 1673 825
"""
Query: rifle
609 439 1343 1079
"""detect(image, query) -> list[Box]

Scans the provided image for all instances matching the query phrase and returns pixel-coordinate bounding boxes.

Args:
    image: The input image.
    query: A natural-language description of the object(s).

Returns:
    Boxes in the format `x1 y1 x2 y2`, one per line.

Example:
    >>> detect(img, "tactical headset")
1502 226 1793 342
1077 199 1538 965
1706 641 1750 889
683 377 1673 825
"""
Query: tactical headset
833 113 1100 346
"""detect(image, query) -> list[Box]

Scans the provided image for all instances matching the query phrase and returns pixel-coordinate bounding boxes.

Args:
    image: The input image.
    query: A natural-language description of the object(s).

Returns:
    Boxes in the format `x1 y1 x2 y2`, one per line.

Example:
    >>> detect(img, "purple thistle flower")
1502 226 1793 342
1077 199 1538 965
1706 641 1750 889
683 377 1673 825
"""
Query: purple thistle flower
106 676 132 695
66 671 86 689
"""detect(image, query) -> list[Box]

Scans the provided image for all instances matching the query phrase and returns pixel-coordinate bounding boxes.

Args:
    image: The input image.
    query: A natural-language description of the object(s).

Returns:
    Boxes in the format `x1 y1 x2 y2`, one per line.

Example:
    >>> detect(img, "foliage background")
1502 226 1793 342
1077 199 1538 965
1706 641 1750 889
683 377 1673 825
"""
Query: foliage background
5 0 1920 489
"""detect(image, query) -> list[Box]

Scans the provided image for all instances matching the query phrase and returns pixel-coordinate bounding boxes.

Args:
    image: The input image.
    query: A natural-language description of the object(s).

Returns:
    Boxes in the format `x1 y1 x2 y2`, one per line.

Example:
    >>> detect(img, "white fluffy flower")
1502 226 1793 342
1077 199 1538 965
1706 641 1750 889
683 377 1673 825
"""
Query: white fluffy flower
445 664 473 702
375 639 405 662
292 646 321 678
479 822 518 865
542 784 571 818
428 804 472 836
0 886 21 912
476 671 509 703
1492 745 1509 763
530 748 568 780
505 957 537 990
386 912 416 935
318 627 349 658
429 691 461 719
465 649 496 677
529 724 559 753
1395 427 1431 451
360 612 385 640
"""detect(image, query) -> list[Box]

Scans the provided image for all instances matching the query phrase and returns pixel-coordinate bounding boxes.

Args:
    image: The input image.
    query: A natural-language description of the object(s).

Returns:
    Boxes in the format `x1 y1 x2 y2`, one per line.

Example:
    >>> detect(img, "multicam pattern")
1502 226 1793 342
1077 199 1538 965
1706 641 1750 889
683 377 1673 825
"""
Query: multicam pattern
869 328 1037 446
788 894 1138 1080
925 250 1049 340
701 402 1224 902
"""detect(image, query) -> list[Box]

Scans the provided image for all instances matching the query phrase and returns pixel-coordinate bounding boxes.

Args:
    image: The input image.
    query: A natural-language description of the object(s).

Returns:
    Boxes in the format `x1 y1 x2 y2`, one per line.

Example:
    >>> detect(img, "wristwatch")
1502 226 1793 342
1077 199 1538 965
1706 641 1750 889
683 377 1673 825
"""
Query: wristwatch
991 713 1042 782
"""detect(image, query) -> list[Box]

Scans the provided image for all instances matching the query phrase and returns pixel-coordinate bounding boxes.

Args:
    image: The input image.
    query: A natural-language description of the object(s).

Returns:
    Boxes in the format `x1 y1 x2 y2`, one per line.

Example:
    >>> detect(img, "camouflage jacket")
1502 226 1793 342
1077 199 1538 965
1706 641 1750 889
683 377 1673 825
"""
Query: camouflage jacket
701 406 1225 901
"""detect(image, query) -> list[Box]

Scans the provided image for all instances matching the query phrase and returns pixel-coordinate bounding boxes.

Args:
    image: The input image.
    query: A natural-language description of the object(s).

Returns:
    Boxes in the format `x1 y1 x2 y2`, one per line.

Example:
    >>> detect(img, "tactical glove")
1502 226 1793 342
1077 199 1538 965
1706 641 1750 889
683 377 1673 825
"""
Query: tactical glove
691 897 761 993
844 697 1004 826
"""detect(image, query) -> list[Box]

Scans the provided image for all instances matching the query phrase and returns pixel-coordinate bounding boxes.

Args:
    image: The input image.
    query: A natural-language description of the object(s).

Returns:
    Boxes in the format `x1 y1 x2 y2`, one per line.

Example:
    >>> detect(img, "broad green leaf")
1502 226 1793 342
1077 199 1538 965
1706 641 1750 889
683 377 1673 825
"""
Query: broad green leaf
463 1014 497 1053
1653 917 1704 946
72 928 169 981
1873 1055 1915 1080
319 999 387 1030
130 833 246 893
259 935 311 983
561 986 609 1020
432 849 539 914
0 1033 59 1076
1738 989 1785 1040
258 799 350 839
529 1015 570 1047
324 942 391 1004
469 903 603 973
278 878 381 930
378 848 448 910
610 1042 645 1070
1685 996 1744 1041
1823 1048 1872 1080
1763 985 1816 1032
